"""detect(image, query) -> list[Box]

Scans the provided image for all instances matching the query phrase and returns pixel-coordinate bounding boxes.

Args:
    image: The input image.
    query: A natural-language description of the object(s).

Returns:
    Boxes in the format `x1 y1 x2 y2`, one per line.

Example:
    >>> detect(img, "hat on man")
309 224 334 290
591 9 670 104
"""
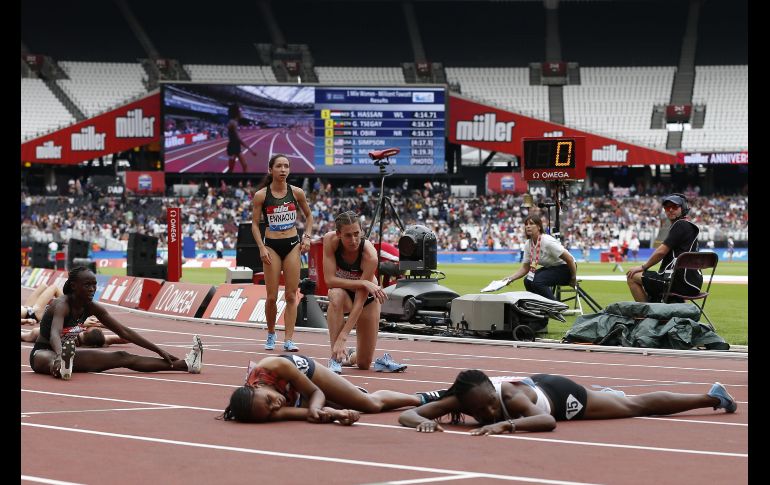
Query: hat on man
662 194 685 206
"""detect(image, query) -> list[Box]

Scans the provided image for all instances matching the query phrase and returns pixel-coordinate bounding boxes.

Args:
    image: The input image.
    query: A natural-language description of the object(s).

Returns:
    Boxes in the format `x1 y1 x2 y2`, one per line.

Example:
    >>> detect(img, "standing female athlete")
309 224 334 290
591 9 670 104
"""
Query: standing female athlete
226 104 257 173
252 154 314 352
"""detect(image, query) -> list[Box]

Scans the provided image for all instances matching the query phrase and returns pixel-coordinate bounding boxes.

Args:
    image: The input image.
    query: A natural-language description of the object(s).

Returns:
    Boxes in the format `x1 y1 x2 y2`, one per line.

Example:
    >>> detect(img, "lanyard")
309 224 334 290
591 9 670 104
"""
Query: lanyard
530 237 542 270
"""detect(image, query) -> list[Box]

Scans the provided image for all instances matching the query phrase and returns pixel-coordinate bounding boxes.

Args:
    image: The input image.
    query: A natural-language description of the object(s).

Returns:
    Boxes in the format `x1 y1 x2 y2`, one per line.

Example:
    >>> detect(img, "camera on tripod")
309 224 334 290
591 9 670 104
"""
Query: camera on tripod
538 200 557 209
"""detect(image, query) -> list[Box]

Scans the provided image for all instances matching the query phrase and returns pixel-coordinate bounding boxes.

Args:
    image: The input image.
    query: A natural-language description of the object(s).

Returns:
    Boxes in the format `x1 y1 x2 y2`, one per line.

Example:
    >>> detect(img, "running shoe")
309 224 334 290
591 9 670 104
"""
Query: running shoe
708 382 737 413
600 387 626 397
373 353 407 373
328 358 342 374
59 338 77 381
185 335 203 374
283 339 299 352
416 389 448 405
264 332 276 350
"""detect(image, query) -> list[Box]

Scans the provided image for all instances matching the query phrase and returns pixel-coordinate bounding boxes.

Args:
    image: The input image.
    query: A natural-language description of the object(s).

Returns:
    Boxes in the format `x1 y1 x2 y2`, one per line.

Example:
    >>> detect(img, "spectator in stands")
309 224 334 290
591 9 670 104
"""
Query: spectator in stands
28 267 203 380
21 283 62 324
226 104 257 173
218 354 444 424
215 238 224 259
500 215 577 300
398 369 737 435
727 237 735 262
626 194 702 303
322 210 406 374
252 154 314 353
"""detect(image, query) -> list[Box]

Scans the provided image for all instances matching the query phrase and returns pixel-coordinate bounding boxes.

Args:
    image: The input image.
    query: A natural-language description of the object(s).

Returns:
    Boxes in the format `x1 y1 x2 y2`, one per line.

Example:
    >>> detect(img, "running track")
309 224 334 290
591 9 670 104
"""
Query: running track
21 289 748 485
164 127 316 174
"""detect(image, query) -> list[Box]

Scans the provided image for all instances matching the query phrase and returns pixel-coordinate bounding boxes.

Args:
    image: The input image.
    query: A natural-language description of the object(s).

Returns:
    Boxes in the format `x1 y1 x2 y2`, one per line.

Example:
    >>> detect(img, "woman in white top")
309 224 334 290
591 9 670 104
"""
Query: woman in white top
502 215 577 300
399 369 737 435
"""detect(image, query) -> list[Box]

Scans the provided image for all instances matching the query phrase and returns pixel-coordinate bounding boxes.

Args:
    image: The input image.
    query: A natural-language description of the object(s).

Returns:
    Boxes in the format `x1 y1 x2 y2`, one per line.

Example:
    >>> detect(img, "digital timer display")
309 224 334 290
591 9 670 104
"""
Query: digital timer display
521 137 585 181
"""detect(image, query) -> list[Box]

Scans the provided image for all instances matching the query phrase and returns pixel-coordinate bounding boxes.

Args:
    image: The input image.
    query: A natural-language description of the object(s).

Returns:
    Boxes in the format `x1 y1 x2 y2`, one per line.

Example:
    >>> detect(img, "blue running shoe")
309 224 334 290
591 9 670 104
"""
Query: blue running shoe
328 358 342 374
708 382 737 413
264 332 276 350
283 339 299 352
374 353 407 373
600 387 626 397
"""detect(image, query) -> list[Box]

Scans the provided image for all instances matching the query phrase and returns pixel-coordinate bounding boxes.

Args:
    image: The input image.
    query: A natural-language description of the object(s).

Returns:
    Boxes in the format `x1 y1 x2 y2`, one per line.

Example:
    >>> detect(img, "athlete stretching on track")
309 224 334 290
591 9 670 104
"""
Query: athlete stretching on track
28 266 203 380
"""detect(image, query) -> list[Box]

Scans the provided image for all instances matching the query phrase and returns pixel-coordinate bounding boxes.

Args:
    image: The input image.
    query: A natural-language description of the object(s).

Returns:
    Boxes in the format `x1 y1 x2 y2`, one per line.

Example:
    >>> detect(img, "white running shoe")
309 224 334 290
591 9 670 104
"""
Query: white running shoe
60 338 76 380
185 335 203 374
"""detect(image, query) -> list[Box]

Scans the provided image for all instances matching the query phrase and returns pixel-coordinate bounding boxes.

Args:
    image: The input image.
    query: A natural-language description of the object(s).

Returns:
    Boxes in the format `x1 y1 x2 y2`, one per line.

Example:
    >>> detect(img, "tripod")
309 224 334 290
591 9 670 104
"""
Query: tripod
365 159 405 285
542 180 602 313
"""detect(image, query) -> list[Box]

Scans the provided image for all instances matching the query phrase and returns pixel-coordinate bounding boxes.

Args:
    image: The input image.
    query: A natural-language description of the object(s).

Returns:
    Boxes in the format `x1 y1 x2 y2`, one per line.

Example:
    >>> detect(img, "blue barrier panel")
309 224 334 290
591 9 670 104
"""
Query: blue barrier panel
92 274 113 301
183 237 196 258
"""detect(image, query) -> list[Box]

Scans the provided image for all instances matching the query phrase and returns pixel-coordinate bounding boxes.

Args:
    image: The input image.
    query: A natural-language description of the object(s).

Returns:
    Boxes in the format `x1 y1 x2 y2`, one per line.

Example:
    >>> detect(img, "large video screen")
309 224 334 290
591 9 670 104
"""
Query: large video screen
162 84 446 174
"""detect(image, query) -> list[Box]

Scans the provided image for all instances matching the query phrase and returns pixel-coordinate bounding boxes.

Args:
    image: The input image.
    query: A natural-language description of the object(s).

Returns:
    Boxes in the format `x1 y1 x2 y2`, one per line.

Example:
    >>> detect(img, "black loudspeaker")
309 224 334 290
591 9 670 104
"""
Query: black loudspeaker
237 222 258 246
127 263 167 279
72 257 97 273
31 242 54 268
235 246 263 273
128 233 158 266
66 238 90 270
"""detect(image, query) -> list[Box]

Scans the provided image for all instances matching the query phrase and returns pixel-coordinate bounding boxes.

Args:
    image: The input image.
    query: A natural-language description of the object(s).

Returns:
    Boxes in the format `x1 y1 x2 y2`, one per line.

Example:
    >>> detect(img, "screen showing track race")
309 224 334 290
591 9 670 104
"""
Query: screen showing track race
161 84 446 174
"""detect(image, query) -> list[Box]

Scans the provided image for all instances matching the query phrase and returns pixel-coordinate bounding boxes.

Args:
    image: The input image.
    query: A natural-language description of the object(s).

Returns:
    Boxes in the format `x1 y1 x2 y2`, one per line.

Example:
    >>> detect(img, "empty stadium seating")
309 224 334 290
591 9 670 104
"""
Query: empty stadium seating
21 78 77 141
185 64 277 83
446 67 549 120
57 61 148 117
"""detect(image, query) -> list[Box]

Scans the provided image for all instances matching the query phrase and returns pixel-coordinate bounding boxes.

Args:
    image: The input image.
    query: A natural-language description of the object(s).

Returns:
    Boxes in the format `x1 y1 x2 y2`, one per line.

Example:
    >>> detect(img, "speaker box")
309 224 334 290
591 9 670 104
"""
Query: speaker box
66 238 90 269
71 258 97 273
128 233 158 266
127 263 167 280
31 242 54 268
235 246 263 273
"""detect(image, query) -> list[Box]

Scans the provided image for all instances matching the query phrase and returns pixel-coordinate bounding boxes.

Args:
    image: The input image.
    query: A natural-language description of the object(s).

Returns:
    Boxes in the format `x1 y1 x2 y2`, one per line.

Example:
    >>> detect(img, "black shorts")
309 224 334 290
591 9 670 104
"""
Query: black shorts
227 141 241 156
29 341 53 369
531 374 588 421
264 235 300 260
641 270 702 303
280 354 315 379
344 289 375 310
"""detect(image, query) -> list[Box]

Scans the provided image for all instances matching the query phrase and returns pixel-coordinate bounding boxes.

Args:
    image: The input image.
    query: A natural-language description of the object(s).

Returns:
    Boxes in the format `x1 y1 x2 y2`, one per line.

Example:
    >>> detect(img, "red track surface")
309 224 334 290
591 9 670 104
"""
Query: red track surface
164 127 315 174
21 290 748 485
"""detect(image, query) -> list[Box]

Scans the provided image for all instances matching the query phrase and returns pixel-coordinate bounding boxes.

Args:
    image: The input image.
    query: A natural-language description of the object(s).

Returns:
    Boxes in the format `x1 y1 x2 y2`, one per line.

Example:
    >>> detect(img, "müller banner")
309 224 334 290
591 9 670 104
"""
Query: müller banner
448 94 679 166
21 91 160 165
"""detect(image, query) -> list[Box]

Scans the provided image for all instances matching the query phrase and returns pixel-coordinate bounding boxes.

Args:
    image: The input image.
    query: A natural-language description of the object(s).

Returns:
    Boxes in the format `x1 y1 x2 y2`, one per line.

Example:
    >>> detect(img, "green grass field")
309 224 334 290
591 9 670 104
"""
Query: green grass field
97 262 748 345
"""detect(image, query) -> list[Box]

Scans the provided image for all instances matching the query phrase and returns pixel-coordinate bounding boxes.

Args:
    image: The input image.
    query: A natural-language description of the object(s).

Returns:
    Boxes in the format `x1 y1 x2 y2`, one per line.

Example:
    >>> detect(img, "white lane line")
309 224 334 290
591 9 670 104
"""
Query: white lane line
21 475 86 485
294 130 315 147
22 406 184 416
21 389 221 412
268 131 280 158
100 327 750 375
369 474 485 485
21 422 606 485
284 132 314 169
164 138 226 163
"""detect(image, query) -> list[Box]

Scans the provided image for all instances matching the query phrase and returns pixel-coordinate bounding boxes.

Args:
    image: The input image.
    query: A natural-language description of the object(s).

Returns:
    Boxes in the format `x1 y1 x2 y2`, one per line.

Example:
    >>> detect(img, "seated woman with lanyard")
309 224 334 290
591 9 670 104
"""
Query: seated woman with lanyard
501 215 577 301
399 369 737 435
219 354 445 424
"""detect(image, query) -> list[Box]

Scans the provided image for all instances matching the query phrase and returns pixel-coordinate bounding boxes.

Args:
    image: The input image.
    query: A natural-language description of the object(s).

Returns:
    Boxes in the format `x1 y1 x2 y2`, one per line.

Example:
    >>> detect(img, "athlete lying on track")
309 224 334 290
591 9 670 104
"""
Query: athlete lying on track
28 266 203 380
21 283 62 324
220 354 444 424
399 369 737 435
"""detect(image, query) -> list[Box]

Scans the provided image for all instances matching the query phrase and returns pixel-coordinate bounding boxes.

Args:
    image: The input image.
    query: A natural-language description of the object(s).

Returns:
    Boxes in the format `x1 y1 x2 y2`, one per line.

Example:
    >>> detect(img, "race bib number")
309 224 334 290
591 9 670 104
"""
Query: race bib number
266 202 298 231
565 394 584 420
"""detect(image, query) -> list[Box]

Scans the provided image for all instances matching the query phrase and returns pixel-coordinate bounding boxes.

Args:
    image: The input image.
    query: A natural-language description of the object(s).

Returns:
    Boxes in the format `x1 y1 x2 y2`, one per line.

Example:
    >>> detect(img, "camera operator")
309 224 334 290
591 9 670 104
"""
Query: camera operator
500 215 577 300
626 194 702 302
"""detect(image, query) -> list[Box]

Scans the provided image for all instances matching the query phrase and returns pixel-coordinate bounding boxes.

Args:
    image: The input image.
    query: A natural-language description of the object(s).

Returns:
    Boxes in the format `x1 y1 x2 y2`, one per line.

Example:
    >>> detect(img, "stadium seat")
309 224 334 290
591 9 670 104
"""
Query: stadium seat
661 251 719 329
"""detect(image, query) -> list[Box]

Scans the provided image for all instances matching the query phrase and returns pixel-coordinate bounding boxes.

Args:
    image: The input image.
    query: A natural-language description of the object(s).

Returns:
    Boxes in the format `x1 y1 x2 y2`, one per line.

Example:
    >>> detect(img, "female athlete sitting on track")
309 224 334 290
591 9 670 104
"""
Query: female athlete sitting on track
22 315 128 347
219 354 444 424
28 266 203 380
399 369 737 435
21 283 63 324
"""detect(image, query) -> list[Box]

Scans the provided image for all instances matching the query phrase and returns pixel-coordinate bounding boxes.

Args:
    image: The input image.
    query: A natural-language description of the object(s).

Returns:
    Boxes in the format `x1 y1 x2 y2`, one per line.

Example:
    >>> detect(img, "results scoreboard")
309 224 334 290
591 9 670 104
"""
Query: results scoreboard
521 137 586 181
314 87 446 174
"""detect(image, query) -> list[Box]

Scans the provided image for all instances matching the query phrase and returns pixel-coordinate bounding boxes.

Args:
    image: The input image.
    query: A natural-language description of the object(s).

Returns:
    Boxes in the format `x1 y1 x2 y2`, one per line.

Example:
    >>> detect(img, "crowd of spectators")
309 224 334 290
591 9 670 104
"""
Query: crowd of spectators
20 177 748 254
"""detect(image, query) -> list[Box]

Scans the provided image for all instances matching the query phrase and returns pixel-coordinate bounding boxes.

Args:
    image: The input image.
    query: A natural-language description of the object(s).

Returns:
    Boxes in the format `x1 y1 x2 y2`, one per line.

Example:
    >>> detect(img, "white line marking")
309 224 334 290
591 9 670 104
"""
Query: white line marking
370 474 484 484
22 406 184 416
284 132 314 169
358 423 747 458
268 131 280 158
21 389 221 412
164 138 226 163
636 416 747 427
21 475 86 485
21 423 606 485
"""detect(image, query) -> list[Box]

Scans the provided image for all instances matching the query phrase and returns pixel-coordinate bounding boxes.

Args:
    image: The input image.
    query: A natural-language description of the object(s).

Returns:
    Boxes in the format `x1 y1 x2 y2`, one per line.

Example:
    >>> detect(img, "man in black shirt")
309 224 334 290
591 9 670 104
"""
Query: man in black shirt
626 194 702 303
